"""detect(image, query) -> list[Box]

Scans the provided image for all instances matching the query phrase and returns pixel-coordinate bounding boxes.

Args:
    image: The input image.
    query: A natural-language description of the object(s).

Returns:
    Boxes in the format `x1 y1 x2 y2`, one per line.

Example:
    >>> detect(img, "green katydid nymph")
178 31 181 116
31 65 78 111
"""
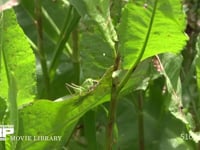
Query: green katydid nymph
65 78 99 95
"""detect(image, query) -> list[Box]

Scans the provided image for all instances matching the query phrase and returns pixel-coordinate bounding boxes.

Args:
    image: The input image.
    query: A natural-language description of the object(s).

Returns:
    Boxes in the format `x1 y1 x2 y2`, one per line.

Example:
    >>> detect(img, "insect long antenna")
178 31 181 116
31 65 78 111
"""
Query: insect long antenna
65 83 74 94
65 83 85 95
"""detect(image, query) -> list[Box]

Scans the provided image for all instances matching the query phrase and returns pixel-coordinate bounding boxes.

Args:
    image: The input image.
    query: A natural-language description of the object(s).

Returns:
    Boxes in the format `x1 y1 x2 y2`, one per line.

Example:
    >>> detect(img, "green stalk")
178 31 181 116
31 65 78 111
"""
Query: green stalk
20 3 74 61
51 7 81 148
83 111 97 150
71 18 98 150
105 53 120 150
105 1 158 149
34 0 50 98
7 73 18 150
71 28 81 84
48 5 72 75
2 54 18 150
138 91 144 150
49 6 80 80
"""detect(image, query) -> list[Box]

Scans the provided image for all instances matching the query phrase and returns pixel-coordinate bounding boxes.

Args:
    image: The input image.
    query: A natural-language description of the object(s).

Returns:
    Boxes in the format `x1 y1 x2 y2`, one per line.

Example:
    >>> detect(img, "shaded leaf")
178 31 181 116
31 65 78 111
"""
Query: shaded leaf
155 54 200 143
80 33 114 79
120 58 160 95
113 96 194 150
156 54 185 121
70 0 117 50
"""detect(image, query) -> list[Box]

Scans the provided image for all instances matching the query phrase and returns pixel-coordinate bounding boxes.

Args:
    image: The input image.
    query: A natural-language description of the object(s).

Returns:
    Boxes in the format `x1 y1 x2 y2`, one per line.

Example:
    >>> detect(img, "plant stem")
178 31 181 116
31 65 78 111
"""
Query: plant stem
138 91 144 150
71 27 81 84
49 6 80 79
0 13 3 74
34 0 50 98
105 53 120 150
8 73 18 150
71 26 98 150
3 52 19 150
105 1 158 149
83 111 97 150
49 5 72 76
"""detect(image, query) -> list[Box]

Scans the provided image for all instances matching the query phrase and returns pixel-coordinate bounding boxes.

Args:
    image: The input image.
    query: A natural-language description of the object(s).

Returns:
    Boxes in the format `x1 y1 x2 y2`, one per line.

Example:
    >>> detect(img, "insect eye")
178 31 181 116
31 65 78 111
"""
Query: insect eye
93 80 99 84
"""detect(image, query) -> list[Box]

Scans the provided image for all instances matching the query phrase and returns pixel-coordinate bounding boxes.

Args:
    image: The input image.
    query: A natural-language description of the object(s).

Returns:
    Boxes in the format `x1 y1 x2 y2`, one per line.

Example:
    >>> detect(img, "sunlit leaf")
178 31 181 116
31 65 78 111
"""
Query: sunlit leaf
0 97 7 123
118 0 188 69
0 9 36 106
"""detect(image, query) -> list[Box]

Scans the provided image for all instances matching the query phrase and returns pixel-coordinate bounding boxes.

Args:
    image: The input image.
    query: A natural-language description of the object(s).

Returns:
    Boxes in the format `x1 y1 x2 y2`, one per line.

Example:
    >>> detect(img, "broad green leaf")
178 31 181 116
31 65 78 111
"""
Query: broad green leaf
156 54 200 143
80 33 114 79
156 54 185 121
118 0 188 69
17 67 112 150
16 1 81 99
0 9 35 106
102 95 194 150
70 0 117 50
0 97 7 123
139 53 200 144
